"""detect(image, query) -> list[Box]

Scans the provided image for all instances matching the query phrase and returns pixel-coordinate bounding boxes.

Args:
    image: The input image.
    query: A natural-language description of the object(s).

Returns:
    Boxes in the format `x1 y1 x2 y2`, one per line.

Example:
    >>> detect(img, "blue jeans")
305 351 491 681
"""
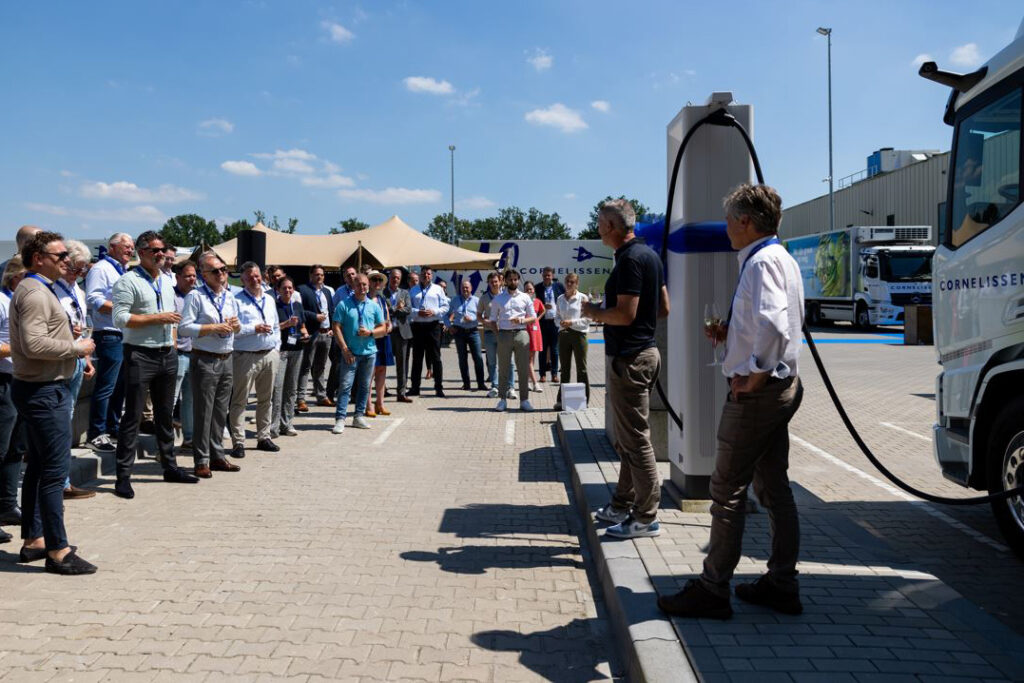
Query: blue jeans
14 380 73 551
483 329 514 392
63 358 85 489
453 328 485 387
87 332 125 440
173 352 193 441
335 353 375 421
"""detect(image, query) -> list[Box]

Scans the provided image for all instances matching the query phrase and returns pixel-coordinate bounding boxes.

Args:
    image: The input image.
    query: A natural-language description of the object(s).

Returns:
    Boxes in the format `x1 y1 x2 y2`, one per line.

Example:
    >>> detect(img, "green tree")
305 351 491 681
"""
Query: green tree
161 214 221 247
577 196 651 239
251 211 298 234
424 213 474 242
424 208 570 242
221 219 252 241
330 218 370 234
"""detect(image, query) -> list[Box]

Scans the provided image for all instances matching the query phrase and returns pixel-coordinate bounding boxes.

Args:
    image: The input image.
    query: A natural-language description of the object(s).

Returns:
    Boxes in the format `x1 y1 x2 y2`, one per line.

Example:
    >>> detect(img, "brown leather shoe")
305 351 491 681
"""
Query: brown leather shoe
317 397 335 407
194 465 212 478
397 396 413 403
296 400 309 413
210 459 240 472
364 408 377 418
376 406 391 416
63 485 96 500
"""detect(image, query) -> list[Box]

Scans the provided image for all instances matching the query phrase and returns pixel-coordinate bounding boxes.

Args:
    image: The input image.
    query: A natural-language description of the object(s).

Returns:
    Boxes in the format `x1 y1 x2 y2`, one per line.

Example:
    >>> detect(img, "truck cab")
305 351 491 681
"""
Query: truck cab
922 18 1024 555
860 240 934 326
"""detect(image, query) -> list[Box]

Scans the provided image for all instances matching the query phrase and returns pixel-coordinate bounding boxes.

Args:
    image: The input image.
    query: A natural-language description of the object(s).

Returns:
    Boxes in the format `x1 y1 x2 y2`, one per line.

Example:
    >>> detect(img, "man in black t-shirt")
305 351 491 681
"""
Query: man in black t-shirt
583 199 670 539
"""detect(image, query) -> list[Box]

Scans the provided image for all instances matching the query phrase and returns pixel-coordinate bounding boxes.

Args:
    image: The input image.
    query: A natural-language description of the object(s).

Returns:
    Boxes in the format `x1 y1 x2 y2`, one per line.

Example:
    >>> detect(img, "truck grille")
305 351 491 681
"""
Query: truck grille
891 292 932 306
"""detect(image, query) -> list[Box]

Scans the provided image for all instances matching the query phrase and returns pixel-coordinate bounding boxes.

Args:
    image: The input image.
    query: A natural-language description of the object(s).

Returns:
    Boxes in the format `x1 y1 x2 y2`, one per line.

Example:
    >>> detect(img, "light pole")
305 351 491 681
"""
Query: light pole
448 145 456 244
817 26 834 233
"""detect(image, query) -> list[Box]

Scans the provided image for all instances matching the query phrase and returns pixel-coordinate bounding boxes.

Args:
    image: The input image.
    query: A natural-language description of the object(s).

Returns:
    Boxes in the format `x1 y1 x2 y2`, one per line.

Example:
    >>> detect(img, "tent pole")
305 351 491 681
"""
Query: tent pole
357 241 363 270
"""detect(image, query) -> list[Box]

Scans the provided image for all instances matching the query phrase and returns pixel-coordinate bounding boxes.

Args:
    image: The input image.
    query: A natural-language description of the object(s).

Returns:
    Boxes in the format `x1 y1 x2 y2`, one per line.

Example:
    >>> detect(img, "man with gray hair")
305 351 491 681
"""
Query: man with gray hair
659 184 805 619
583 198 670 540
85 232 134 453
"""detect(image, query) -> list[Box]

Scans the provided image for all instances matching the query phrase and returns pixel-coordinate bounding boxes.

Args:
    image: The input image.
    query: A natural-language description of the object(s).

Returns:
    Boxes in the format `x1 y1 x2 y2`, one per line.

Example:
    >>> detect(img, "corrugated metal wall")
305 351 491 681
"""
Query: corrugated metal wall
781 153 949 244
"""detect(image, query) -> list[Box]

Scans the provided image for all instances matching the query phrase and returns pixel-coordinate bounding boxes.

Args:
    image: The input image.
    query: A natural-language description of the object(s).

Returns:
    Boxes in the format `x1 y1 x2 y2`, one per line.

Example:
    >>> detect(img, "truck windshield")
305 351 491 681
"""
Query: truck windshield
881 253 932 281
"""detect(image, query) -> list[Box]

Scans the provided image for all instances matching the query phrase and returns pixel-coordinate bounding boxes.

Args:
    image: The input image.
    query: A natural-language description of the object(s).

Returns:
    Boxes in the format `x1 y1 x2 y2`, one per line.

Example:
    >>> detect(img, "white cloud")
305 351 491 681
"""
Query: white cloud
403 76 455 95
79 180 203 203
273 158 315 174
527 48 553 72
456 196 496 211
197 118 234 136
221 160 262 176
322 161 341 174
591 100 610 113
563 193 577 200
252 148 316 161
301 173 356 188
25 202 165 224
950 43 982 68
525 103 588 133
321 20 355 44
337 187 442 204
59 169 75 177
451 87 481 107
911 53 934 68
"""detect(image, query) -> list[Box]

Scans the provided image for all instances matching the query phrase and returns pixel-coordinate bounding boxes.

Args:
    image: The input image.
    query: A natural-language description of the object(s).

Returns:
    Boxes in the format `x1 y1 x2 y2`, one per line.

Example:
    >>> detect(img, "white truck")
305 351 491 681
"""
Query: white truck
784 226 934 328
920 17 1024 555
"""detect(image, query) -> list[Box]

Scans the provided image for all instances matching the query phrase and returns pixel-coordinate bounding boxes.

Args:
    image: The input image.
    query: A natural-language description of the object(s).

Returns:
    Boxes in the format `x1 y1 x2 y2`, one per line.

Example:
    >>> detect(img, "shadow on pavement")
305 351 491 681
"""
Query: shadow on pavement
472 617 614 682
401 545 584 575
437 503 575 538
518 447 561 483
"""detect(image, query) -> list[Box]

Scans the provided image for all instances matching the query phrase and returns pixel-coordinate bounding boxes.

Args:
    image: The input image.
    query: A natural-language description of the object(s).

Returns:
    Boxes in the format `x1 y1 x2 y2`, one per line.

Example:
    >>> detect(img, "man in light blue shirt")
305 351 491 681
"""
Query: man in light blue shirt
448 279 486 391
228 261 281 458
85 232 133 453
330 273 385 434
409 266 449 397
110 231 197 498
178 252 242 478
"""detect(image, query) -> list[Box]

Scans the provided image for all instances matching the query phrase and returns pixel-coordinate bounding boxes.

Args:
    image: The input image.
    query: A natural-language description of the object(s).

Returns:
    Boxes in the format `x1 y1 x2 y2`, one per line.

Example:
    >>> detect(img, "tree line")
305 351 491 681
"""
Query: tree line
159 196 656 247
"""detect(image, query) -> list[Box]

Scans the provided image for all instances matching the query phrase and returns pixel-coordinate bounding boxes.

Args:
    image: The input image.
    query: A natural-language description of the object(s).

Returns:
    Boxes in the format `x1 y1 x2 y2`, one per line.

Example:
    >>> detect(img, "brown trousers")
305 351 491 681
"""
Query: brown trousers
607 347 661 524
700 376 803 598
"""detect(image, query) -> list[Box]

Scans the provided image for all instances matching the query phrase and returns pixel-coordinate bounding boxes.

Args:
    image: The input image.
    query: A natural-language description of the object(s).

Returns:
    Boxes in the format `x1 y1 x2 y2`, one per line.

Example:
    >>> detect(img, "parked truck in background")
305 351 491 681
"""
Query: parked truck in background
784 226 935 329
919 17 1024 556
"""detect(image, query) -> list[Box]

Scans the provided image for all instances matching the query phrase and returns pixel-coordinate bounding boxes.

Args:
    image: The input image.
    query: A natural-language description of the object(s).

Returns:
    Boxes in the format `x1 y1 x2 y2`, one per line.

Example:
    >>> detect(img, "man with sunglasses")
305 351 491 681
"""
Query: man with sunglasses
111 231 197 499
178 252 242 478
85 232 134 454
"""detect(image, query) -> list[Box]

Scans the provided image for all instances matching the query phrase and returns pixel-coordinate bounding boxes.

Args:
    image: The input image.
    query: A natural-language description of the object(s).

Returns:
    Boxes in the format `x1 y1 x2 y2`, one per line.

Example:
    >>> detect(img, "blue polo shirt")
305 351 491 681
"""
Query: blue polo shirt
332 295 384 356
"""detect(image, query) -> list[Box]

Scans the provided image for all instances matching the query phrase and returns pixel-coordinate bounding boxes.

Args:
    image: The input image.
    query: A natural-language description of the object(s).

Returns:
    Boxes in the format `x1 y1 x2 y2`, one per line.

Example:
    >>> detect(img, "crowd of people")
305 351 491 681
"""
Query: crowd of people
0 225 596 574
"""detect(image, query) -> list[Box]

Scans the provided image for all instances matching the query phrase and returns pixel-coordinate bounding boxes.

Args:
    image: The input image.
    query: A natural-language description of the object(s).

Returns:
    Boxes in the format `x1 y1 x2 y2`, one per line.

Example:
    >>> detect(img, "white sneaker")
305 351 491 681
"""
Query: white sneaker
508 389 519 400
495 399 507 412
283 427 299 436
331 419 345 434
486 387 499 398
594 503 630 524
88 434 115 453
605 515 661 539
520 400 534 412
353 416 371 429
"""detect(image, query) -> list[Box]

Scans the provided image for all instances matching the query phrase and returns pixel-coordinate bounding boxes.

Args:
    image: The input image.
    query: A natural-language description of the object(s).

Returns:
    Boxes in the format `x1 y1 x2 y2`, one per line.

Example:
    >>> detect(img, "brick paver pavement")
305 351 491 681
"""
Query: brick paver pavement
0 344 620 682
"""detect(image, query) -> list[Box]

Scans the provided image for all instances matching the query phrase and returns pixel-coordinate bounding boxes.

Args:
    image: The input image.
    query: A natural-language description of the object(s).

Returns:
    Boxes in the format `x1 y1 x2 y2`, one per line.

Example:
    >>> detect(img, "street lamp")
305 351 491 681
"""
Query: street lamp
448 145 456 244
817 26 834 233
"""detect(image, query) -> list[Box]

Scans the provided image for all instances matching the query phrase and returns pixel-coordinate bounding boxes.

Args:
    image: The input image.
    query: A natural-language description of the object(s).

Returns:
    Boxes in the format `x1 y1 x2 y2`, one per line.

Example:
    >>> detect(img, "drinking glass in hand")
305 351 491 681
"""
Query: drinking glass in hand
704 303 724 366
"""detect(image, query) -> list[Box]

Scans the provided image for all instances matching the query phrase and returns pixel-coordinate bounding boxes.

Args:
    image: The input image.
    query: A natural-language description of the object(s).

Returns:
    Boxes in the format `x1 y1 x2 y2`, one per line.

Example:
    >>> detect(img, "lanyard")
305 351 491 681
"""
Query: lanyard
201 284 227 323
54 280 84 323
134 267 163 311
104 256 125 276
26 272 74 331
460 297 471 317
243 289 267 323
727 236 781 325
277 298 297 337
316 287 328 314
355 297 368 327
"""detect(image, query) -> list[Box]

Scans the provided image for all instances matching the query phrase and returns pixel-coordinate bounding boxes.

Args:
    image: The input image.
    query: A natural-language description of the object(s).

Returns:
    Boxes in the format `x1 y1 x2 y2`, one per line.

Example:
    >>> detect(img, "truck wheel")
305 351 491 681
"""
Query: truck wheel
988 397 1024 559
855 302 873 330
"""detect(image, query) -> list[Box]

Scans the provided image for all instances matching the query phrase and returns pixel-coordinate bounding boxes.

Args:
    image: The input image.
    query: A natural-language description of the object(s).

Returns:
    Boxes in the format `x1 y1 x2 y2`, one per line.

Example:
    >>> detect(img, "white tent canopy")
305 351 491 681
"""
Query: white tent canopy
204 216 497 271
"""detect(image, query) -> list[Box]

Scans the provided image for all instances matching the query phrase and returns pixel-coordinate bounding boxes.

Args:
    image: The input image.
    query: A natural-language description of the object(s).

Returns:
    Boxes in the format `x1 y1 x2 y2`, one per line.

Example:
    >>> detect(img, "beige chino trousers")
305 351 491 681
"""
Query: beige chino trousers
229 349 280 445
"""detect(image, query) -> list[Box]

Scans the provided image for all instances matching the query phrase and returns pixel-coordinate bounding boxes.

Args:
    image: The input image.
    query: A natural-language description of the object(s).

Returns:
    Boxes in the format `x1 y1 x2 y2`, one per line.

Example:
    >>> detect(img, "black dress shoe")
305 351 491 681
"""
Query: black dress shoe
735 574 803 615
256 439 280 452
230 444 246 459
477 384 487 392
45 550 98 575
0 505 22 526
657 579 733 620
20 544 77 563
461 384 471 391
436 390 446 398
407 388 420 396
0 527 11 544
114 479 135 499
163 468 200 484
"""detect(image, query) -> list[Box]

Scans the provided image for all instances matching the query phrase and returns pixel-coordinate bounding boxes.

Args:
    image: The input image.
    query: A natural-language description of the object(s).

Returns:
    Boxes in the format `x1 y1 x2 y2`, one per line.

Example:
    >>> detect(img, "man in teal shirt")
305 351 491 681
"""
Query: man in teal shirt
331 273 386 434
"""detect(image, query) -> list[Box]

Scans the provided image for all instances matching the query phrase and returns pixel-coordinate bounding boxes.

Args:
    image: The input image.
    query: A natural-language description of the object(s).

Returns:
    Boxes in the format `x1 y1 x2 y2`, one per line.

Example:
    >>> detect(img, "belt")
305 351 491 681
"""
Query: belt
94 329 123 337
498 327 526 333
177 349 191 355
235 348 272 355
124 343 175 353
193 349 231 361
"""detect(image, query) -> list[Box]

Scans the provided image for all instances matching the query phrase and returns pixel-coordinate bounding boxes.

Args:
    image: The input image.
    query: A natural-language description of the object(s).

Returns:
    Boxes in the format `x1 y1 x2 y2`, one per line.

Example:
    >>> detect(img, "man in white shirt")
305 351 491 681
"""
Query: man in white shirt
487 269 536 412
229 262 281 458
408 266 449 398
85 232 134 453
659 184 805 620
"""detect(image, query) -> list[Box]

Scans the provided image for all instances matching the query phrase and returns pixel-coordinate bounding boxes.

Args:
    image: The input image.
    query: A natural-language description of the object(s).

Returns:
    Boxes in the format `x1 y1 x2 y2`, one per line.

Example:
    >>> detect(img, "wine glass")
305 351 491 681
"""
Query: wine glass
704 303 724 366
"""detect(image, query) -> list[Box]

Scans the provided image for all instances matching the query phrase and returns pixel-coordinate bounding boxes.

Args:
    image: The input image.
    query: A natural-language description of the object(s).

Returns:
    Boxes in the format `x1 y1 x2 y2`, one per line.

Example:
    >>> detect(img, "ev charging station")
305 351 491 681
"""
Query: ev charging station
664 93 755 501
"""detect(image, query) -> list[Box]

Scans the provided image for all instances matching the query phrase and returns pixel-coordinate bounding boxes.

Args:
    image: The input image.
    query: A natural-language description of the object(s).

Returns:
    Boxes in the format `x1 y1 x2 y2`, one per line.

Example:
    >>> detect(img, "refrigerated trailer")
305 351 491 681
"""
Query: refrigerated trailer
784 226 935 328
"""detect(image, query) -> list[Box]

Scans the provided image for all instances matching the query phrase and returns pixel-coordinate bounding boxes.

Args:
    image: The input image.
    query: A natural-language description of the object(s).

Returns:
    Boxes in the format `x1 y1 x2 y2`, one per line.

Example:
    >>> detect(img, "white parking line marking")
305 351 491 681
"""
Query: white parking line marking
505 419 516 445
373 418 404 445
880 422 931 442
791 434 1009 553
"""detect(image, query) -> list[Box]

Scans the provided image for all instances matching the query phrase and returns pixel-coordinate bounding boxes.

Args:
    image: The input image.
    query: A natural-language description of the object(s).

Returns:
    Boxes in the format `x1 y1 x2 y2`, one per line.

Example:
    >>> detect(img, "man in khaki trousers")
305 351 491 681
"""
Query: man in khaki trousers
228 262 281 458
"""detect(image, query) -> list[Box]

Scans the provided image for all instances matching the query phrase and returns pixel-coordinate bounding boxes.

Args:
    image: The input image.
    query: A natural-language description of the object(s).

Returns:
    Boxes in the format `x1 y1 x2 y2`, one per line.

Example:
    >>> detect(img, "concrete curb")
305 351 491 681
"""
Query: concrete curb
557 411 698 683
69 435 160 487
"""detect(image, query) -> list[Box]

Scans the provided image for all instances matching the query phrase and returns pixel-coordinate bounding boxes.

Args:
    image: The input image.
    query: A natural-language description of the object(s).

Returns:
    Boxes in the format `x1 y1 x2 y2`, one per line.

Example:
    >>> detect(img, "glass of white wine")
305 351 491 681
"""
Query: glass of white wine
704 303 724 366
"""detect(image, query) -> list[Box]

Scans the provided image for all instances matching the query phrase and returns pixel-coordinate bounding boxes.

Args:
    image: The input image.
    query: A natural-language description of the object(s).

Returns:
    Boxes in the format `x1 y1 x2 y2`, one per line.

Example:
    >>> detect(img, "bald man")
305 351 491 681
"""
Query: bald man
0 225 42 276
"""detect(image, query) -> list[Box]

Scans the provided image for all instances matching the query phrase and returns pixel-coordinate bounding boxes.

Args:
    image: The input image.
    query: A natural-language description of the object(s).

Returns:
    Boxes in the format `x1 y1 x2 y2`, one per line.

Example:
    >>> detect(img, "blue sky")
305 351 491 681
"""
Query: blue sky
1 1 1021 240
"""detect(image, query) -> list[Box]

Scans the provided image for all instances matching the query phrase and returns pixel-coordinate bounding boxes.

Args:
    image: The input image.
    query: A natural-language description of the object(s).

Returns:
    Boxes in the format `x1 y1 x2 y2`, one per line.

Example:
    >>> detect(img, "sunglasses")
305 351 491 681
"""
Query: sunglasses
45 251 70 261
204 266 229 275
142 246 169 254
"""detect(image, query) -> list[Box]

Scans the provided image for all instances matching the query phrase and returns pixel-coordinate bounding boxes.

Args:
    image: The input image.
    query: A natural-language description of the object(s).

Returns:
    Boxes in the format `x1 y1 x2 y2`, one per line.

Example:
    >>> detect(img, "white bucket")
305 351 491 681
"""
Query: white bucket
561 383 587 412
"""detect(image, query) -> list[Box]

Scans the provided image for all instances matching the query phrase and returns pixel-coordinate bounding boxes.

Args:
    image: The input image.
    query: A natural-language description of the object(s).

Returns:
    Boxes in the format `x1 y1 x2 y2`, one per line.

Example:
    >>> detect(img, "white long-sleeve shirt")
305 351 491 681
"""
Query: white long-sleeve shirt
85 256 126 332
555 292 590 333
233 288 281 352
723 236 804 379
411 282 450 323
